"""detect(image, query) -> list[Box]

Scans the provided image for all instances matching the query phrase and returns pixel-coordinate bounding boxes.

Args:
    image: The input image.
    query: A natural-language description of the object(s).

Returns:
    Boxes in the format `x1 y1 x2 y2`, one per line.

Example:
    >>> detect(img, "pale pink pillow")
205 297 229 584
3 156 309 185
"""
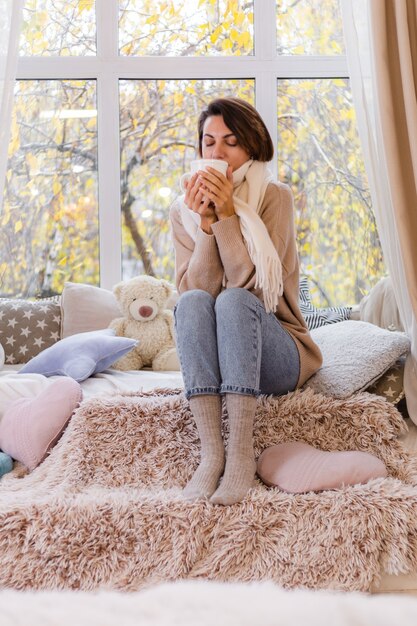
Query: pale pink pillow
257 441 387 493
61 282 121 338
0 378 82 470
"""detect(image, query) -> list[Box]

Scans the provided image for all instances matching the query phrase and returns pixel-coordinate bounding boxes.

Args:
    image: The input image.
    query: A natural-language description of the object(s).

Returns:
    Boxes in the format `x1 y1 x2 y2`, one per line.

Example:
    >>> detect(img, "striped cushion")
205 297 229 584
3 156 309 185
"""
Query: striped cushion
299 277 352 330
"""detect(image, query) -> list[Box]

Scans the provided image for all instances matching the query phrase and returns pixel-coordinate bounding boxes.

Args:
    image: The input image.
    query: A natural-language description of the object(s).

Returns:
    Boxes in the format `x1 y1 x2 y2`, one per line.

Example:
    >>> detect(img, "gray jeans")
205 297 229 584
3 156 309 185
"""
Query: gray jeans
173 288 300 400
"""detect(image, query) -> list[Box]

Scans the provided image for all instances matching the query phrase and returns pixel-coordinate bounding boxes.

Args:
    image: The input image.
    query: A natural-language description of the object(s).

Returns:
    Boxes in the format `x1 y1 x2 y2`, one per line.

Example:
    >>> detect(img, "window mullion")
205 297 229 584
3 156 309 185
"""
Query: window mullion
254 0 278 175
96 0 122 288
254 0 277 60
97 72 123 289
96 0 119 58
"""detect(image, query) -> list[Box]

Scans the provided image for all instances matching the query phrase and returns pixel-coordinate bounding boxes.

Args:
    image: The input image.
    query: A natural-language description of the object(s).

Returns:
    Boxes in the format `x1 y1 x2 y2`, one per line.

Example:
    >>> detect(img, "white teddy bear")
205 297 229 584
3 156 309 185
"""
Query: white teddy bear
109 275 180 371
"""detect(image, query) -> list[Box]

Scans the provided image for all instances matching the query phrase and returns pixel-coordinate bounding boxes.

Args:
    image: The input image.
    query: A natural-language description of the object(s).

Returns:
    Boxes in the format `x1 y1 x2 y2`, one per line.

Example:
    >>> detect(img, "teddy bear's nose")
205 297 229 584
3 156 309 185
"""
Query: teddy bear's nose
139 305 153 318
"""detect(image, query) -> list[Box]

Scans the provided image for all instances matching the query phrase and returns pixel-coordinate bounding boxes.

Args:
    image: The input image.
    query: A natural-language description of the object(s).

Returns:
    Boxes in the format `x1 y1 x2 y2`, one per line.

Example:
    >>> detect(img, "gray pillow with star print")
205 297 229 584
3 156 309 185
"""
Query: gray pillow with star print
0 297 61 365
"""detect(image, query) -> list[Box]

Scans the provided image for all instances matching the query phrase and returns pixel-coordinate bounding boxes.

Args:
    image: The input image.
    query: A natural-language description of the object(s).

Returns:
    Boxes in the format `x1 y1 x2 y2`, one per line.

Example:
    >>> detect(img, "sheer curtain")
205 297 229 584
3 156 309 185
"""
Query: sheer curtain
0 0 24 212
341 0 417 424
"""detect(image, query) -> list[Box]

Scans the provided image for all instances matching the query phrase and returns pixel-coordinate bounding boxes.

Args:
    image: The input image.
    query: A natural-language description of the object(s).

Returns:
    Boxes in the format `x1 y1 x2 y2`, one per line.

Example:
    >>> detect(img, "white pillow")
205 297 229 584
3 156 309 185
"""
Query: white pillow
61 282 122 338
304 320 410 399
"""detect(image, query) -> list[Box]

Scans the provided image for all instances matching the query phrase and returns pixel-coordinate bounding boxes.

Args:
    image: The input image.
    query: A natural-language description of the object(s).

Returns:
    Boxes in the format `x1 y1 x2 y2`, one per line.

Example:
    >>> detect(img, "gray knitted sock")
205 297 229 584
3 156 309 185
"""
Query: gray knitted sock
210 393 257 505
183 394 225 500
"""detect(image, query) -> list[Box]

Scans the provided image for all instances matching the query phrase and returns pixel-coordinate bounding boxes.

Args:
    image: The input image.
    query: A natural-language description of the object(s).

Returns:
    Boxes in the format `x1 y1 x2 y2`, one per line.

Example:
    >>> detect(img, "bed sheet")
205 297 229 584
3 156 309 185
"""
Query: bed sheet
0 365 184 418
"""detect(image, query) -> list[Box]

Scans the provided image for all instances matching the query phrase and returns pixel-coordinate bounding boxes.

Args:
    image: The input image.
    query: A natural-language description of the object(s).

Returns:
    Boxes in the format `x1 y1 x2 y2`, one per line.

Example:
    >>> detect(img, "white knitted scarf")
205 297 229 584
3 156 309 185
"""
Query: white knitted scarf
179 159 283 313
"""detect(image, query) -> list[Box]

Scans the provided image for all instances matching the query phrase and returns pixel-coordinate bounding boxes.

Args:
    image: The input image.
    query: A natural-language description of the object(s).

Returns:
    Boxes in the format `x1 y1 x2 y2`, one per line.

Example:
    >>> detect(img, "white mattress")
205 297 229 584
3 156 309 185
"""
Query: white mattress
0 365 183 416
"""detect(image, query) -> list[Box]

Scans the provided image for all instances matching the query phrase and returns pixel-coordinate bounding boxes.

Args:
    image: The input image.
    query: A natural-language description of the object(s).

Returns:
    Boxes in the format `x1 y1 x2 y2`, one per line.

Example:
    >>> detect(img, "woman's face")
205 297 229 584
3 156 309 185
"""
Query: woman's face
201 115 250 172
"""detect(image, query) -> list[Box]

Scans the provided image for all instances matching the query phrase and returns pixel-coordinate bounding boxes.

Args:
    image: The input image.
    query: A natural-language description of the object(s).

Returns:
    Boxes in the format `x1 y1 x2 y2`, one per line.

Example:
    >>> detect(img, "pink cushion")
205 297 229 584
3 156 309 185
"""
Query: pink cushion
0 378 82 471
257 441 387 493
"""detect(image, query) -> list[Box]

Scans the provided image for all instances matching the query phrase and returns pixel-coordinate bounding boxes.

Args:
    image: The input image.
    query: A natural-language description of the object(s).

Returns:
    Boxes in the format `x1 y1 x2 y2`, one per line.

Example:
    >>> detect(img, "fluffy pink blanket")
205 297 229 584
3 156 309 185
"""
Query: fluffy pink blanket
1 388 417 592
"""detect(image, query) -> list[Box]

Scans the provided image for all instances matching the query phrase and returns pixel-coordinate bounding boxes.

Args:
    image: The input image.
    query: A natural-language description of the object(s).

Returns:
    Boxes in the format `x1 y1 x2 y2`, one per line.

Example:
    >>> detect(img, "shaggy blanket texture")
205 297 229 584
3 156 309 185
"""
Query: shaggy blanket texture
1 388 417 593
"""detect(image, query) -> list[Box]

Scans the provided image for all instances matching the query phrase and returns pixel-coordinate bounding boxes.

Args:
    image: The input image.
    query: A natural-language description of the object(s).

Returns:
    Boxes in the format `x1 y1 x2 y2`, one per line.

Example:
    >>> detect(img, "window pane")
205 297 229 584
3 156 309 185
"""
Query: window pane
278 79 384 306
277 0 345 55
119 79 254 281
0 80 98 298
119 0 253 56
19 0 96 56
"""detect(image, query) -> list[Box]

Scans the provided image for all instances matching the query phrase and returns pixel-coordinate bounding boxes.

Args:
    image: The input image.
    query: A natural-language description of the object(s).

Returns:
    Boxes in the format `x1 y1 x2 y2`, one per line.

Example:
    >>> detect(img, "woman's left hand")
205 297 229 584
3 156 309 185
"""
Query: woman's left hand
197 165 235 220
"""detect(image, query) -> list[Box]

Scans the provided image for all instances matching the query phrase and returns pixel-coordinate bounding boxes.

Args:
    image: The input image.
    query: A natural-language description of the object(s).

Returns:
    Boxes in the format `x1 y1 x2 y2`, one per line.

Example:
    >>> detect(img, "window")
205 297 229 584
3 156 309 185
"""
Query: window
2 0 384 305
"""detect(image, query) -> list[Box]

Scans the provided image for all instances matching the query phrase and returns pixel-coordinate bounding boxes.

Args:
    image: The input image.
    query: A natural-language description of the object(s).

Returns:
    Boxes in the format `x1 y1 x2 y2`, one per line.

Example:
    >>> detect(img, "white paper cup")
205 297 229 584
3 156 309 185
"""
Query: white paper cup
180 158 228 192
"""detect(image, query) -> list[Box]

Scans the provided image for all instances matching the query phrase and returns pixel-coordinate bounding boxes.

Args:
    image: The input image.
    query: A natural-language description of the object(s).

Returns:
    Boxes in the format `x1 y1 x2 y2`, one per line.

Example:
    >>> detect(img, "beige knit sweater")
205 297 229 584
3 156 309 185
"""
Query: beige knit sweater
169 181 322 387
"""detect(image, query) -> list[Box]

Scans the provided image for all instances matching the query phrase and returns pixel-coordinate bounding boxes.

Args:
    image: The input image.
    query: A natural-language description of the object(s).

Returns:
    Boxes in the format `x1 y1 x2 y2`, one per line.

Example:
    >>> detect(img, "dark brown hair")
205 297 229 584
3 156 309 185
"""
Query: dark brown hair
197 97 274 162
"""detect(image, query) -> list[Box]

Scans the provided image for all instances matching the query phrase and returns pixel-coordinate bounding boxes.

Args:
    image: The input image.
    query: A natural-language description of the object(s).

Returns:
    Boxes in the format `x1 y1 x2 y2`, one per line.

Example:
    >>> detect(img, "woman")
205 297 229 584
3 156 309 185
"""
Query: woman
170 97 322 505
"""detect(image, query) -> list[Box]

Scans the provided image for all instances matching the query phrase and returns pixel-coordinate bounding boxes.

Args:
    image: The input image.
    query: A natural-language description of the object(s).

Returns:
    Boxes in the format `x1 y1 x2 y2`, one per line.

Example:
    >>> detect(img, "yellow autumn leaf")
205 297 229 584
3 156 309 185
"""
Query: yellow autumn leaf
234 12 244 26
173 92 184 106
122 42 134 56
14 220 23 234
26 153 40 175
53 180 62 195
221 38 233 51
8 134 20 156
210 25 222 44
37 11 48 26
78 0 94 13
230 28 239 43
1 212 10 227
237 31 251 48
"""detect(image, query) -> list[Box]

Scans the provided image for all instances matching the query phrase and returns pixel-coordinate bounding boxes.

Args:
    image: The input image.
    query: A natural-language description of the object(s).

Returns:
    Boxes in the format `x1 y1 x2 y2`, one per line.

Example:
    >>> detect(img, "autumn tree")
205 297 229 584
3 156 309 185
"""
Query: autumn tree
0 0 385 306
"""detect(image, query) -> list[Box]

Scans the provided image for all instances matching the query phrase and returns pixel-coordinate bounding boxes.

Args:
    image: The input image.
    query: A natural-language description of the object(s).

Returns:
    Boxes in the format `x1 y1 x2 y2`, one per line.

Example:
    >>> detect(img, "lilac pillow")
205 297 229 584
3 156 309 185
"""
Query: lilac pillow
19 329 137 382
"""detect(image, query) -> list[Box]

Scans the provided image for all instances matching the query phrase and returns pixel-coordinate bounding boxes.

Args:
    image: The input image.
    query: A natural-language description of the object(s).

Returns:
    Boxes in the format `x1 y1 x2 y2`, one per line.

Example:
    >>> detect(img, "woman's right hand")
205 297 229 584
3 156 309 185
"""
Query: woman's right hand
184 173 218 233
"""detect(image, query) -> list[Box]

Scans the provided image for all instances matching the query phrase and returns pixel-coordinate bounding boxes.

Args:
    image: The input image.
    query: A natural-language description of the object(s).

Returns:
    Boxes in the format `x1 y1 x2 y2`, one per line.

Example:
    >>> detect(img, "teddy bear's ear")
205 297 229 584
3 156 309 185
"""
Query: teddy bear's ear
113 281 125 300
160 279 173 299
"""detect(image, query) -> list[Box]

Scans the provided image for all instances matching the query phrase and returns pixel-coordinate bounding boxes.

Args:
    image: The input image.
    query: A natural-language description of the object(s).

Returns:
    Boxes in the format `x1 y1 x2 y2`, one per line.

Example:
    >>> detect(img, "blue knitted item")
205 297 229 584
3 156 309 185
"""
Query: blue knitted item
0 452 13 478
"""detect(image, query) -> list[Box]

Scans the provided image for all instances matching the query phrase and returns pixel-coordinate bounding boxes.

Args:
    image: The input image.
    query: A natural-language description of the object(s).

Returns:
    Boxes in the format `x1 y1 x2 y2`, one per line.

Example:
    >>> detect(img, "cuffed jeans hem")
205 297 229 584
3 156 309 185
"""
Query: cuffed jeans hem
219 384 260 396
185 386 220 400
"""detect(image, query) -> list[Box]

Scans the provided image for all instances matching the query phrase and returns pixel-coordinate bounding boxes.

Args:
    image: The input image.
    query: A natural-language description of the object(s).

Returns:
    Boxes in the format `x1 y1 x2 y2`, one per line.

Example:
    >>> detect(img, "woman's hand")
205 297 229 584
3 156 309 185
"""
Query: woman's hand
197 165 235 220
184 173 218 234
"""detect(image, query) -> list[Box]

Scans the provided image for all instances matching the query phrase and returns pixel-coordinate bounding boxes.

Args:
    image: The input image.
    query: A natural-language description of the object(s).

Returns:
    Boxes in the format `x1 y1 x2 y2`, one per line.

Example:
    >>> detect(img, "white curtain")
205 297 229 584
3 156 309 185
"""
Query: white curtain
0 0 24 212
340 0 417 424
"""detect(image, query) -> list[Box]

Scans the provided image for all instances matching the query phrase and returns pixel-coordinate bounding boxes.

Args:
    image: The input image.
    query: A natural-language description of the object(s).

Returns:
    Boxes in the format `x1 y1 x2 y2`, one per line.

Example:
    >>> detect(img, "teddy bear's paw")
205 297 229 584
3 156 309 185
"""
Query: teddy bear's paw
152 347 181 371
112 353 143 371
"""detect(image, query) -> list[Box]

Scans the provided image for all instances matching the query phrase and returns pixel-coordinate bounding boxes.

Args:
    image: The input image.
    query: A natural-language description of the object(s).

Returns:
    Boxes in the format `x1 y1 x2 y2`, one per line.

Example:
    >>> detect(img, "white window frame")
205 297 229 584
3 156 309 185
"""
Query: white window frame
16 0 348 289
